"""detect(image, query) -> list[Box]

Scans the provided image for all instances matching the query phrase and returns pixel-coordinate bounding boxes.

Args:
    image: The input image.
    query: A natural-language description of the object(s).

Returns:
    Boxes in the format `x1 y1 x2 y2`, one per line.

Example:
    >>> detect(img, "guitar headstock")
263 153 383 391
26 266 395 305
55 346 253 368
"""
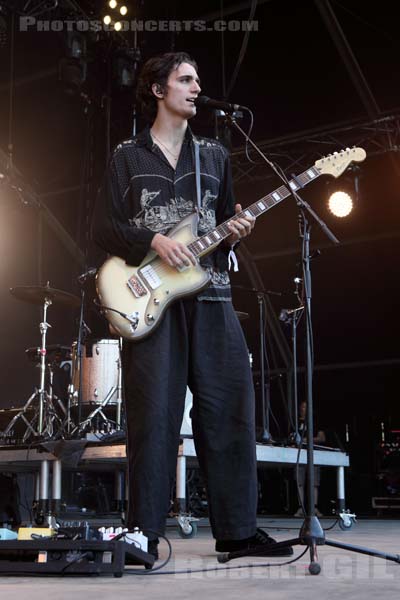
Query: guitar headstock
314 147 366 178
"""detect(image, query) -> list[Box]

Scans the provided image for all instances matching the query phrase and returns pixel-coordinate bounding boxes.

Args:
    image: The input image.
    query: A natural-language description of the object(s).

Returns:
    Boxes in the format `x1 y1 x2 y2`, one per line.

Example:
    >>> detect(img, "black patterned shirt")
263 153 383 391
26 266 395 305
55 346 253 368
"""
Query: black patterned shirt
93 126 235 301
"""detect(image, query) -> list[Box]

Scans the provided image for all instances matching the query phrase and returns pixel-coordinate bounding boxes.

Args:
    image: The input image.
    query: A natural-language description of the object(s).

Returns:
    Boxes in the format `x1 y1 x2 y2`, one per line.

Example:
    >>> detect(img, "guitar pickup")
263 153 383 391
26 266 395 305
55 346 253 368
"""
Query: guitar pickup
139 264 162 290
127 276 148 298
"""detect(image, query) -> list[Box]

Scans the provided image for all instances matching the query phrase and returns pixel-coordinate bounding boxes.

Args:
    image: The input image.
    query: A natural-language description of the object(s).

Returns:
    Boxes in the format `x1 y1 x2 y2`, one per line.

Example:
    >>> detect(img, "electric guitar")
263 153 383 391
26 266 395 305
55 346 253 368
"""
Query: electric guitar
96 147 366 341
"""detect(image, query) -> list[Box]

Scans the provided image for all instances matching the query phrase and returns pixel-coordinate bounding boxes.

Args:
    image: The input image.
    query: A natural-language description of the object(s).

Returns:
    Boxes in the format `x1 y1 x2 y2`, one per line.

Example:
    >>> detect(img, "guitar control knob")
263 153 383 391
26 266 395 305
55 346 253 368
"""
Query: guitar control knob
154 298 160 305
146 314 154 322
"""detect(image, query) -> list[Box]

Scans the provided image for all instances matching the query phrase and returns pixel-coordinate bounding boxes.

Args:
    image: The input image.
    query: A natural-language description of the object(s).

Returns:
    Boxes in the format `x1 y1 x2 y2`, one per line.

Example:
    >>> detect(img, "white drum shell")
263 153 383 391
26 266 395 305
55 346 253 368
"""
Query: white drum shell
72 339 120 404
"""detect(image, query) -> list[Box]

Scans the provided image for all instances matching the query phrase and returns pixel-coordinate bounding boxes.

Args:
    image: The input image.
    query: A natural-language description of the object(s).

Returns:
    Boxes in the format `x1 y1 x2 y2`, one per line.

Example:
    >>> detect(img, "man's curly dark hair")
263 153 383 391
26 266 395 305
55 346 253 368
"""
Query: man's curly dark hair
136 52 198 123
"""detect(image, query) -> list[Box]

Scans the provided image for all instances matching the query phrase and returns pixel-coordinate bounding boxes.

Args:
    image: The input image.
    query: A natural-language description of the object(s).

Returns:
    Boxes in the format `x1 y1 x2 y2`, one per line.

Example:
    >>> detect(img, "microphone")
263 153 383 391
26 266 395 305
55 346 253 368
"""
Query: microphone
195 95 246 113
77 267 97 284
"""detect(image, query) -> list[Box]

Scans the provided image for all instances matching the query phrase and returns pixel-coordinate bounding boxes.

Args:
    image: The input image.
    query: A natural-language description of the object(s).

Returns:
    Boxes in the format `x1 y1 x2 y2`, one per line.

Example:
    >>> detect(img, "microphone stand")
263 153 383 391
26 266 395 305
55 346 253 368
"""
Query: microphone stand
232 285 282 444
76 283 86 434
74 270 94 437
257 292 271 443
280 303 304 446
220 111 400 573
233 285 281 443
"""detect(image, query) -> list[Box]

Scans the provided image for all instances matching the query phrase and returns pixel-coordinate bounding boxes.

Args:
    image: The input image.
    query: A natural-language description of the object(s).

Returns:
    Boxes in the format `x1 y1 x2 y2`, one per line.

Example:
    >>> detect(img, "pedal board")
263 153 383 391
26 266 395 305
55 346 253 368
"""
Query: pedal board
0 539 154 576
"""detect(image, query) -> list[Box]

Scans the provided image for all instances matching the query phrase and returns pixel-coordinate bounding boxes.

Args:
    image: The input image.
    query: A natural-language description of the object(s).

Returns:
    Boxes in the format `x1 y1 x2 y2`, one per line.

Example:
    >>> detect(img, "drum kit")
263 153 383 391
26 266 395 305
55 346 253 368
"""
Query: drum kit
0 280 252 445
1 283 123 444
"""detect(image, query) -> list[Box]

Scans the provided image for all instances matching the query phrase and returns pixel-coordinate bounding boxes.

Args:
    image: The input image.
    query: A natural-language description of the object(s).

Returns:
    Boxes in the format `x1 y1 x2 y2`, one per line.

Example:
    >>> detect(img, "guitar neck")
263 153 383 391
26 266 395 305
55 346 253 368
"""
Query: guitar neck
187 165 321 258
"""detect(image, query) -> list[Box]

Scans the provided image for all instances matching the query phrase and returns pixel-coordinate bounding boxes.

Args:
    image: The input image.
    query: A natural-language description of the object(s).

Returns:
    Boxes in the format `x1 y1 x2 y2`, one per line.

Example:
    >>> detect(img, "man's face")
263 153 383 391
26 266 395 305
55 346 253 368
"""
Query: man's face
157 62 201 119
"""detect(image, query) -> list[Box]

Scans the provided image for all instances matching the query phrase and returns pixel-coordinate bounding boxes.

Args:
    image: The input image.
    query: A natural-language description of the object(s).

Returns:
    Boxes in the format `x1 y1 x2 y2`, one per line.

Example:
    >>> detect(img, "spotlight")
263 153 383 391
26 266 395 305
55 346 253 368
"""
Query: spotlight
120 5 128 15
328 191 353 218
113 47 141 88
59 32 87 95
114 21 122 31
103 15 112 25
66 32 86 59
109 0 117 8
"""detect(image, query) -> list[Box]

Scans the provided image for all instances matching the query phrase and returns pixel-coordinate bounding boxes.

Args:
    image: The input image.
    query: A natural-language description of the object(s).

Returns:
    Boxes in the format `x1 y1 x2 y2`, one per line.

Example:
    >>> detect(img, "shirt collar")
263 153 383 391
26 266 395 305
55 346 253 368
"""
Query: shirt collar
135 124 195 149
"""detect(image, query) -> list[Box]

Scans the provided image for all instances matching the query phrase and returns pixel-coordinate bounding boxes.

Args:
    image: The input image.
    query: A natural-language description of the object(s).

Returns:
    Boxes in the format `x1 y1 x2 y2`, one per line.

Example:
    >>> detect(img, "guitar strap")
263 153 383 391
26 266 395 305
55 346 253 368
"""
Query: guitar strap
193 136 239 272
193 138 202 212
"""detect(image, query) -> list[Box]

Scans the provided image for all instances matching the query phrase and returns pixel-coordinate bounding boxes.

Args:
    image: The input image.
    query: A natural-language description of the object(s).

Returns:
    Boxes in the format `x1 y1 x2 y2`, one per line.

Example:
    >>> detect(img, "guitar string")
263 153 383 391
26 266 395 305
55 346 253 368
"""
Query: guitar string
140 186 304 278
142 207 265 278
135 168 320 279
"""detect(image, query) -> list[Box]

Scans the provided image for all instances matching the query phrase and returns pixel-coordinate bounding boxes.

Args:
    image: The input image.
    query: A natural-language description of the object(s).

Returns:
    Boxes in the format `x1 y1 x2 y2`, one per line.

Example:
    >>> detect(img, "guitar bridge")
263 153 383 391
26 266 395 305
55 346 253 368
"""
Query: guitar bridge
127 276 147 298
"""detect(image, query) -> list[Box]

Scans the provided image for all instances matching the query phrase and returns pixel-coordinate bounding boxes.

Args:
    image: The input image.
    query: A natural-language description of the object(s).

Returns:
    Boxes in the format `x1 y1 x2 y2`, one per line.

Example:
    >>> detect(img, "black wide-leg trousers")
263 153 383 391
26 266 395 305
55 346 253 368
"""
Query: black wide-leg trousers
122 298 258 541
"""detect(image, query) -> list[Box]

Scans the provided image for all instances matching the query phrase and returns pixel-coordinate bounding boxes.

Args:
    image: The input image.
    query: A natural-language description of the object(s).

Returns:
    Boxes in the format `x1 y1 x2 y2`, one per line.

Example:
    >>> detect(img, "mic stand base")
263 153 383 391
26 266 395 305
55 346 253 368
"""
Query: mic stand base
218 514 400 574
287 432 302 446
256 428 273 444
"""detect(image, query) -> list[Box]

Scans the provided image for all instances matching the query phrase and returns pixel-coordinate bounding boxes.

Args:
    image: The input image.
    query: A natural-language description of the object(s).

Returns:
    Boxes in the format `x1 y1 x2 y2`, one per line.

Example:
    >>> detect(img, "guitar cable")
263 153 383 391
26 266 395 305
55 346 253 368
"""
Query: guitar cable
93 298 138 325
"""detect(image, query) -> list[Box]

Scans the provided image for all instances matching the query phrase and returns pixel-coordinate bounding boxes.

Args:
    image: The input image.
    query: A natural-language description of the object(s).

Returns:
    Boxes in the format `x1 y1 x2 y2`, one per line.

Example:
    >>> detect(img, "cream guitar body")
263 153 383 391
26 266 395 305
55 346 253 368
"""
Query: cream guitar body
96 212 213 341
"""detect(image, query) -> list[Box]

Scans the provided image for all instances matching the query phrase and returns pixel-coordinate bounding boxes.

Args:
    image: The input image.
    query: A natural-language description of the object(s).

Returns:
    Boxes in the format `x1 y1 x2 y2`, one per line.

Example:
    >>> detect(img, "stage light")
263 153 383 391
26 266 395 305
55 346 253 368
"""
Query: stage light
328 191 353 218
103 15 111 25
120 5 128 15
66 32 86 59
113 48 141 88
109 0 117 8
114 21 122 31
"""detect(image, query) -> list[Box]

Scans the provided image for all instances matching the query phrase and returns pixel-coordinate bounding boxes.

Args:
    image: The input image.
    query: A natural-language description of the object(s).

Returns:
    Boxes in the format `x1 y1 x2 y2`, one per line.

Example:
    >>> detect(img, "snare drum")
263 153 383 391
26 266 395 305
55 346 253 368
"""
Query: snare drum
71 339 120 404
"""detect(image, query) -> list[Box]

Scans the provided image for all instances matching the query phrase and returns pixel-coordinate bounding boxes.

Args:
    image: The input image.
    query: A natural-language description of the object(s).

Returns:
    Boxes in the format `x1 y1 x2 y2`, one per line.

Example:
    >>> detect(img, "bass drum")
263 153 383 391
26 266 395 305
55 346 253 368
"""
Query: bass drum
71 339 120 405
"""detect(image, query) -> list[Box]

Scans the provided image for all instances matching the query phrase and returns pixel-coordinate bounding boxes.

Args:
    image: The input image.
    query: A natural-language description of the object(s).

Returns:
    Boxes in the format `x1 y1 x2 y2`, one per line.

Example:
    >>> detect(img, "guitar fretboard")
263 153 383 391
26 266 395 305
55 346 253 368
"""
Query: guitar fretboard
187 165 321 257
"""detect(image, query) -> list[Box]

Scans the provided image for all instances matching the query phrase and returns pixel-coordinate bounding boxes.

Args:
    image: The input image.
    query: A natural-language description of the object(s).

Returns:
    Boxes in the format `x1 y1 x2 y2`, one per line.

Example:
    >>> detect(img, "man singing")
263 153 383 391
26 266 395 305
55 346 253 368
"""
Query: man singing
94 51 292 560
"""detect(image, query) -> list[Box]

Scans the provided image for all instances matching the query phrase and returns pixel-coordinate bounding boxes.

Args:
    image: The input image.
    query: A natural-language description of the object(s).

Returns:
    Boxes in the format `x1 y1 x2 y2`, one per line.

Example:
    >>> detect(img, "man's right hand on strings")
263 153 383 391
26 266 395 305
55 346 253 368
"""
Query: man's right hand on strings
151 233 197 268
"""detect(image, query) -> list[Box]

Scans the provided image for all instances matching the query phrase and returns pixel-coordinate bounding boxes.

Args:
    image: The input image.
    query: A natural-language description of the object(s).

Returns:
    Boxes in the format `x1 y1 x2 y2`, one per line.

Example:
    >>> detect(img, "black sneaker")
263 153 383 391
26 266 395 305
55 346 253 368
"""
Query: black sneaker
215 528 293 557
148 539 159 561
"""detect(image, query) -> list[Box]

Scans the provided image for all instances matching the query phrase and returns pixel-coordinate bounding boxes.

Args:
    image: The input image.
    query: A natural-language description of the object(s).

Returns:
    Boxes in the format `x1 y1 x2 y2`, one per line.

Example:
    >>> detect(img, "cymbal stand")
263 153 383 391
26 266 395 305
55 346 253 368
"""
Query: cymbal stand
47 360 73 438
37 297 51 434
1 296 60 442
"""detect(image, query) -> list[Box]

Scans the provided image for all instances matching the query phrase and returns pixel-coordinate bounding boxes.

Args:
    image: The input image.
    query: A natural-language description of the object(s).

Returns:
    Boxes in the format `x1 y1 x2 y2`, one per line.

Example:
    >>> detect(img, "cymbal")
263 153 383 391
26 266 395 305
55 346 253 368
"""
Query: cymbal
235 311 249 321
10 285 80 309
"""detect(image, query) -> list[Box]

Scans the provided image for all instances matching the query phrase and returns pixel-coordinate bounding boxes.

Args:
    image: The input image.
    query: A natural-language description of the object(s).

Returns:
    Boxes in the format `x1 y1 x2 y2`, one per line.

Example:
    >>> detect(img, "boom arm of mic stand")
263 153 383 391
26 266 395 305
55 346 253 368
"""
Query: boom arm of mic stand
224 114 340 245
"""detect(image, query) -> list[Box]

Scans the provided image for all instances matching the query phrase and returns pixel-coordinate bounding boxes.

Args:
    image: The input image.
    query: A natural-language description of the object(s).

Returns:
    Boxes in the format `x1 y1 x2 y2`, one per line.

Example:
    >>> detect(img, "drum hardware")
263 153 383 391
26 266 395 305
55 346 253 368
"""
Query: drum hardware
24 344 76 436
74 268 125 435
2 284 80 443
25 344 72 364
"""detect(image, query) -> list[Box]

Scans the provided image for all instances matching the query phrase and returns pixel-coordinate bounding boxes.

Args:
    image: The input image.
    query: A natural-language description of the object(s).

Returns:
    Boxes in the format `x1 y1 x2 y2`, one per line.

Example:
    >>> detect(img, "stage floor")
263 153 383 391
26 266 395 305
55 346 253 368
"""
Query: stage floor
0 518 398 598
